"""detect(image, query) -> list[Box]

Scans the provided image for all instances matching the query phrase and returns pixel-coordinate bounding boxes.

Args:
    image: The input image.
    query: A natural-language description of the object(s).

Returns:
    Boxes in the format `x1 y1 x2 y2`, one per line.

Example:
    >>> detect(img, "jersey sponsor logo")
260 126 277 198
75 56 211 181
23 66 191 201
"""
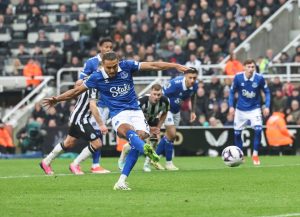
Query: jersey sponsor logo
110 84 130 97
252 82 258 88
120 71 128 79
242 89 256 98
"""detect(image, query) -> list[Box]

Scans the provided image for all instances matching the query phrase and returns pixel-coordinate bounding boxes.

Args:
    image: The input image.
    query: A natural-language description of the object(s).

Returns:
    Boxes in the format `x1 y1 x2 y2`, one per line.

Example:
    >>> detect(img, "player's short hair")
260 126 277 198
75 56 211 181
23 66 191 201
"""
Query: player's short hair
98 38 113 46
243 59 256 65
102 51 118 62
184 67 198 75
151 83 162 91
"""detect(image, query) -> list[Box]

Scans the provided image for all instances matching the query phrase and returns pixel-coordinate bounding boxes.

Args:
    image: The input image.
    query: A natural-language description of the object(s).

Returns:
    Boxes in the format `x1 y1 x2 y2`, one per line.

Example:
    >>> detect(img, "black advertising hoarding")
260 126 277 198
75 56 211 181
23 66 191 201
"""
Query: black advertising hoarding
43 126 300 156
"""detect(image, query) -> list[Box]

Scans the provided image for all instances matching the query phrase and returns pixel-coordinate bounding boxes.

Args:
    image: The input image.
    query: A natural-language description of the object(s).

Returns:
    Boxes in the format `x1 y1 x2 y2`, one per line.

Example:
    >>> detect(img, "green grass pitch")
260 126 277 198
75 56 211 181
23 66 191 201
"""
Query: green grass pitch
1 156 300 217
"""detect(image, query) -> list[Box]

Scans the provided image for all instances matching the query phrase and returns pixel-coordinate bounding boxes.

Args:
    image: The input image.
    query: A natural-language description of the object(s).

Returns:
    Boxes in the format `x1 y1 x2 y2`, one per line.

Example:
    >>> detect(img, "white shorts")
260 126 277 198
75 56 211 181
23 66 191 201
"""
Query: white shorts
111 110 150 134
164 111 181 126
234 108 262 130
90 106 110 130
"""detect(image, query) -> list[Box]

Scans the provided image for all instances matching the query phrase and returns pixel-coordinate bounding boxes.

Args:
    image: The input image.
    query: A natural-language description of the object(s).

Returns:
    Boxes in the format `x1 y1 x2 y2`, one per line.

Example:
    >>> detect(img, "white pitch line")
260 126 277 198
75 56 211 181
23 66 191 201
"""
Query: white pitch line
257 213 300 217
1 163 300 179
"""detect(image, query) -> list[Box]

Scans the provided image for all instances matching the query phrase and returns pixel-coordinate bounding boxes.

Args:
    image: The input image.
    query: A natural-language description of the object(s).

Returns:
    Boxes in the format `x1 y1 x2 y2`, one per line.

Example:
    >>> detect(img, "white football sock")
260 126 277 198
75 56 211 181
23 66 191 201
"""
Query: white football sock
73 146 93 166
43 143 64 165
119 143 131 162
253 150 258 156
118 174 127 183
92 163 100 168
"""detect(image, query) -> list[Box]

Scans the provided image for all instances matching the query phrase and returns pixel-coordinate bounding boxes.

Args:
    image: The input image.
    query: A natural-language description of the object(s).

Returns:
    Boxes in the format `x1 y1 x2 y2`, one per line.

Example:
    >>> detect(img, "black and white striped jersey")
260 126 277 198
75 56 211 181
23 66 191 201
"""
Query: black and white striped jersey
138 94 170 123
69 88 98 125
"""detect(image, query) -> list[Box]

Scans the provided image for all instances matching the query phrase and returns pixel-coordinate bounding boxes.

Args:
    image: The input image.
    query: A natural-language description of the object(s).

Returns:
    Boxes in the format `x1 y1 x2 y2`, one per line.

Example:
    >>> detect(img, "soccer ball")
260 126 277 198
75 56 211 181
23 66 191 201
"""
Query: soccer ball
221 146 244 167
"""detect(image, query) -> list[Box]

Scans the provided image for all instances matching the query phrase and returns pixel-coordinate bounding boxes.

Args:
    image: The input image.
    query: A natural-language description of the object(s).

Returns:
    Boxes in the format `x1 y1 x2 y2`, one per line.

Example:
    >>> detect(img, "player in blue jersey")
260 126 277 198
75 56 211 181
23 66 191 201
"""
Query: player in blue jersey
228 59 270 165
80 38 113 174
42 51 190 190
155 68 199 170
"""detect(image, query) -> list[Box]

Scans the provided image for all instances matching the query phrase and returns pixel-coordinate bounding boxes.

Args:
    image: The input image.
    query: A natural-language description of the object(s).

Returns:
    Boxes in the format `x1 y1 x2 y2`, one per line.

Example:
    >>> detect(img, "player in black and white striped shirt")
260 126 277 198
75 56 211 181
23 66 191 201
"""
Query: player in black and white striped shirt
118 84 169 172
40 80 107 175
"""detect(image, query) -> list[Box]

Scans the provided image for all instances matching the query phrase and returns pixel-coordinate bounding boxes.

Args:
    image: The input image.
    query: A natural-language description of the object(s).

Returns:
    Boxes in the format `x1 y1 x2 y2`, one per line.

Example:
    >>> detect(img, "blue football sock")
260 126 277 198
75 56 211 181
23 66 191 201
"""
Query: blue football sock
122 148 139 176
156 136 166 156
165 138 174 161
234 130 243 150
253 126 262 153
92 130 103 164
126 130 145 153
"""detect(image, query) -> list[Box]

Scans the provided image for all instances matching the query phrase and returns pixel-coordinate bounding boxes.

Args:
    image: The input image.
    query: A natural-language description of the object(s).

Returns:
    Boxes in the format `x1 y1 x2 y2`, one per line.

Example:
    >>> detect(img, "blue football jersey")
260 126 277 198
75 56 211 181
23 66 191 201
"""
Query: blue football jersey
229 72 271 111
84 60 141 118
79 54 107 108
163 76 198 113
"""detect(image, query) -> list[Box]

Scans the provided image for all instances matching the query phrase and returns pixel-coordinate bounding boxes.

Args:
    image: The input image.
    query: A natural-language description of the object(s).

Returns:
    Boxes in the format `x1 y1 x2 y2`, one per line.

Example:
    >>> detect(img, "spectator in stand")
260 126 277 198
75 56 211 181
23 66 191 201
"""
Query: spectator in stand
32 45 45 66
247 0 257 16
0 0 9 14
269 76 283 96
287 88 300 109
0 119 15 154
62 32 77 63
70 3 80 21
207 75 223 98
291 46 300 61
226 0 240 18
210 44 225 64
45 44 63 77
36 29 50 48
17 44 30 65
195 87 207 118
78 13 93 52
286 100 300 125
224 52 244 76
4 5 14 25
208 116 223 127
219 100 230 124
194 114 209 127
16 0 29 14
44 107 60 127
265 0 280 14
23 58 43 88
26 6 42 31
32 102 46 120
272 89 288 113
278 52 291 63
139 23 154 47
224 112 234 126
55 101 70 124
185 54 201 72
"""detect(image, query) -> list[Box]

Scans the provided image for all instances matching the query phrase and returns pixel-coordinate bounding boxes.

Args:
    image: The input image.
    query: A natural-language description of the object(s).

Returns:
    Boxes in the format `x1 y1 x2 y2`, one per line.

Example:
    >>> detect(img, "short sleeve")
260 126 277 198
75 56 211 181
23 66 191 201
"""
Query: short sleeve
80 61 93 79
84 73 98 89
126 60 140 73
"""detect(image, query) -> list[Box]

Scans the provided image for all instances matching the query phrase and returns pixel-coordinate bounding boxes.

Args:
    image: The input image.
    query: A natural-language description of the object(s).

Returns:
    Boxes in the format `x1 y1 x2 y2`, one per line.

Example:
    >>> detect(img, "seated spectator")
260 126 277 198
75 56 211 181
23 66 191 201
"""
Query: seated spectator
16 0 29 14
272 90 288 113
62 32 77 62
78 13 93 51
26 6 42 31
208 116 223 127
36 29 50 48
70 3 80 21
0 119 15 154
286 100 300 124
224 113 234 126
32 102 46 120
17 44 30 65
224 52 244 76
45 44 63 77
23 58 43 88
44 107 60 127
185 54 202 73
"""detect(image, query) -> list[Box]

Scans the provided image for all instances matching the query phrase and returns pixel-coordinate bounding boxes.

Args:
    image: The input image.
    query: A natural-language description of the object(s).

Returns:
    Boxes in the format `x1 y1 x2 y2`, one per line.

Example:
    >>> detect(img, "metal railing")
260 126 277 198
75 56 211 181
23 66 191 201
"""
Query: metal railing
2 76 54 123
272 33 300 62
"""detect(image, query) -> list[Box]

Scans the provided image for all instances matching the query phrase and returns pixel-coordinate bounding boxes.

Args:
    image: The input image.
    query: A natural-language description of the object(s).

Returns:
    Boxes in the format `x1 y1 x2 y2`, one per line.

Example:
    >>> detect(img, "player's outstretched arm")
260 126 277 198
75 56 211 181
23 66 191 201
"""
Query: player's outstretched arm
42 84 88 109
139 62 190 73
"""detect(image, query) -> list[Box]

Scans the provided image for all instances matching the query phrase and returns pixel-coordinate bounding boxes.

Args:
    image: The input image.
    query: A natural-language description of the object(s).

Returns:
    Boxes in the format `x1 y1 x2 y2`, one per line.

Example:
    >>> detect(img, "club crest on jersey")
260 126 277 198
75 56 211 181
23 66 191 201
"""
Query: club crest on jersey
120 71 128 79
90 133 96 139
110 84 130 97
252 82 258 88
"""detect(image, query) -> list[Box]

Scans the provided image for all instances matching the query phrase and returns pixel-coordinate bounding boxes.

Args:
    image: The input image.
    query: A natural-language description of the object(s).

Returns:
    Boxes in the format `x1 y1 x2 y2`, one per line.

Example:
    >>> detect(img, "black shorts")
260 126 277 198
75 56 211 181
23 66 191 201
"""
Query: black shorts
148 118 159 127
68 122 99 141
